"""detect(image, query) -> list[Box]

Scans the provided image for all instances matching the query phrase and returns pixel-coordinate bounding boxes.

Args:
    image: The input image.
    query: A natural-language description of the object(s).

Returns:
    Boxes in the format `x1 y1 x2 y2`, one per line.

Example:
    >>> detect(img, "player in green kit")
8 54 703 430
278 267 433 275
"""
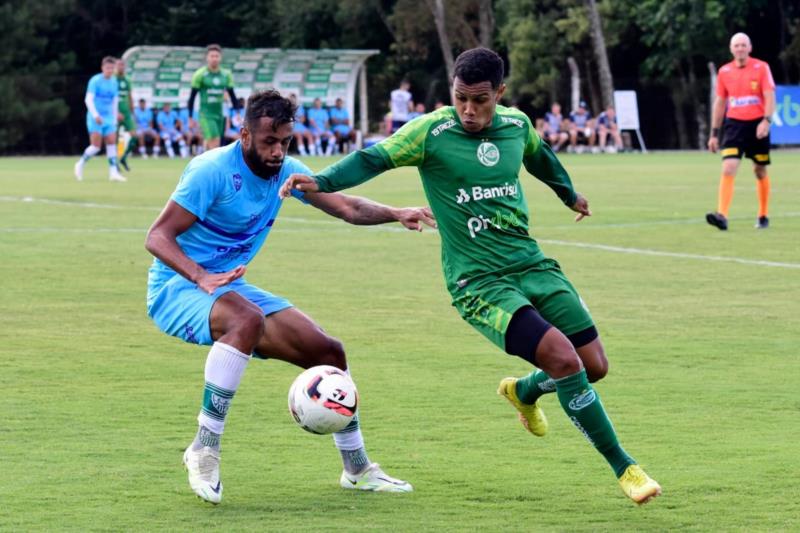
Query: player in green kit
281 48 661 505
187 44 239 150
116 59 137 171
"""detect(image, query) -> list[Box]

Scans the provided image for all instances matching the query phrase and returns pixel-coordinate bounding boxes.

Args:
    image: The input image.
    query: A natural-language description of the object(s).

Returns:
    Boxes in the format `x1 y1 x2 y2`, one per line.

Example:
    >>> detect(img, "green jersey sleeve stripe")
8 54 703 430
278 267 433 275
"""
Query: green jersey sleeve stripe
376 115 438 168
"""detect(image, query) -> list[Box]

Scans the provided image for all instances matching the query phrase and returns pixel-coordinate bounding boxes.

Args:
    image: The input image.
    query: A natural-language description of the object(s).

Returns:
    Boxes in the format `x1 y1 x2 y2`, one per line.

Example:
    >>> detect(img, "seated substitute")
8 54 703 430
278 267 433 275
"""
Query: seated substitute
134 99 159 158
289 93 315 156
329 98 357 154
568 101 596 153
543 102 569 152
225 98 246 143
307 98 335 156
179 106 204 155
596 106 623 153
157 102 188 159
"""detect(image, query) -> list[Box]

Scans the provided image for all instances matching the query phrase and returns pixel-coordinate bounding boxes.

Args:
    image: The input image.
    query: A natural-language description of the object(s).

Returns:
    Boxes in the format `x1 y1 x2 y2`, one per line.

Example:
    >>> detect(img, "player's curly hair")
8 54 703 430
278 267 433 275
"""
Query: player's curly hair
245 90 296 131
453 48 504 89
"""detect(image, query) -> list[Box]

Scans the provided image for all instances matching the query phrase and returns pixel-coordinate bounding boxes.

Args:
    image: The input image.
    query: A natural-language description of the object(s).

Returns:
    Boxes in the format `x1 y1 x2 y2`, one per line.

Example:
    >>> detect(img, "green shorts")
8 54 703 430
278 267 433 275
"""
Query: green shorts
451 258 594 352
199 113 225 140
118 108 135 133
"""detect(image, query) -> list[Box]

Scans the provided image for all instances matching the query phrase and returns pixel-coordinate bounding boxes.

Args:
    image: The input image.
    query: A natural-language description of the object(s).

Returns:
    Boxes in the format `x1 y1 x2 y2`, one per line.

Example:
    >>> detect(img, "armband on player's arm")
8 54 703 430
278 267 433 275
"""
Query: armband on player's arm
85 93 100 119
523 142 578 207
711 128 720 137
187 89 198 119
314 146 393 193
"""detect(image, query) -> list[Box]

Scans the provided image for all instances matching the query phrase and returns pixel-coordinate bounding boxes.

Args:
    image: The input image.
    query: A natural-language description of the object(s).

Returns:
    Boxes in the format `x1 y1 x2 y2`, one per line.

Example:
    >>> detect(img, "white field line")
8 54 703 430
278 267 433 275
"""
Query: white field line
2 195 799 268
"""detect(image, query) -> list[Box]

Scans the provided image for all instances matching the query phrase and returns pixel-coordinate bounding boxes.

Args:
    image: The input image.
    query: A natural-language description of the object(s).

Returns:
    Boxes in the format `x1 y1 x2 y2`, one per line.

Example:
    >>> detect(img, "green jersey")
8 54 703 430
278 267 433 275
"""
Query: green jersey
314 105 577 295
191 66 234 118
116 74 132 112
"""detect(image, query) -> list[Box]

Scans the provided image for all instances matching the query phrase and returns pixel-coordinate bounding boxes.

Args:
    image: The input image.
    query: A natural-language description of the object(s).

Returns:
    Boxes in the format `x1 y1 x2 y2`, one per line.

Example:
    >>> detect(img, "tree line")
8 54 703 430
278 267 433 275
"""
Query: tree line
1 0 799 153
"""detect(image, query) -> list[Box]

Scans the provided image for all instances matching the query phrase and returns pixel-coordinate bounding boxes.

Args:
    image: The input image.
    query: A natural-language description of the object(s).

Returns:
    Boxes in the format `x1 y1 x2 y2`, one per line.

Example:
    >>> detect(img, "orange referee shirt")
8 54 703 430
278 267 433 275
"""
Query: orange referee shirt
716 57 775 121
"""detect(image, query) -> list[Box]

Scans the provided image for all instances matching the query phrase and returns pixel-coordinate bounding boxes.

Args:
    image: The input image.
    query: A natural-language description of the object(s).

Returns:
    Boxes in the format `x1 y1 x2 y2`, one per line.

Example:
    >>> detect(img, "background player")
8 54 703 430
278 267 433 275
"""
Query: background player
596 106 623 153
307 98 334 156
115 59 137 171
289 93 315 156
543 102 569 152
145 90 435 504
187 44 239 151
389 79 413 133
330 98 357 153
74 56 125 182
707 32 776 231
281 47 661 505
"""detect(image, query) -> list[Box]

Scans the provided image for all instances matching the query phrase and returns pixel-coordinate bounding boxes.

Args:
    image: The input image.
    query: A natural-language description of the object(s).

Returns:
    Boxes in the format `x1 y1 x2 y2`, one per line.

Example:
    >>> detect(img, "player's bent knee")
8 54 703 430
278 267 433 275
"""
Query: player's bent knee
235 308 266 346
317 336 347 370
535 329 582 378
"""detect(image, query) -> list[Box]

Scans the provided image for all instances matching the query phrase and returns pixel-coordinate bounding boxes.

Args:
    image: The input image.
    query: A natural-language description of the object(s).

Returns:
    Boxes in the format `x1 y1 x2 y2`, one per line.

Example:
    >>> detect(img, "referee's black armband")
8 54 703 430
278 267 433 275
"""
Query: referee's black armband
711 128 720 137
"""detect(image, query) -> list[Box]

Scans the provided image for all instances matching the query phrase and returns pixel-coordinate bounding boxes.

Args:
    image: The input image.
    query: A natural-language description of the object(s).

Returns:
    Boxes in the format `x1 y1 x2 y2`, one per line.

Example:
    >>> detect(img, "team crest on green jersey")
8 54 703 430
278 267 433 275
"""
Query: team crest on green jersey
477 142 500 167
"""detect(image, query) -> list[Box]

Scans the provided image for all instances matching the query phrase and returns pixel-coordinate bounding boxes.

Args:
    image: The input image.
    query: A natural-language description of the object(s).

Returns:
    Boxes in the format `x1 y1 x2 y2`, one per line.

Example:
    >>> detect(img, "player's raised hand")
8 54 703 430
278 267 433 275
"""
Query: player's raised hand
571 193 592 222
395 206 437 231
196 264 247 294
279 173 319 199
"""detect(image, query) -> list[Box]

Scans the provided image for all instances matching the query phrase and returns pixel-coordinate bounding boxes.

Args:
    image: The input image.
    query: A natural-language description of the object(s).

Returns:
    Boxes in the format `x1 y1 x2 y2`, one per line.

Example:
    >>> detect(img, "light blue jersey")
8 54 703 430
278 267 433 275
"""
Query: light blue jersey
134 108 153 130
307 107 330 133
148 141 310 288
329 106 351 135
157 109 179 132
146 142 311 344
86 73 118 120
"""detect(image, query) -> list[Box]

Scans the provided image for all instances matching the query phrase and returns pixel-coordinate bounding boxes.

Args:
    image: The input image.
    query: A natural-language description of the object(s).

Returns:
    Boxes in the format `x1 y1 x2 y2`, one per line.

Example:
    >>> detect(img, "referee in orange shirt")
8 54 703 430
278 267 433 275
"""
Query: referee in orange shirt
707 32 776 230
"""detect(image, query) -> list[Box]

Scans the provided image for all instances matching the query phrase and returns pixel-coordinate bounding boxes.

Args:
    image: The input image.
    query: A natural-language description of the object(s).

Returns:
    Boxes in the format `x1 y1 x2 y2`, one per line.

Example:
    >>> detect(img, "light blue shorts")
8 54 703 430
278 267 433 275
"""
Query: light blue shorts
333 125 351 136
86 115 116 137
294 123 308 134
147 275 293 345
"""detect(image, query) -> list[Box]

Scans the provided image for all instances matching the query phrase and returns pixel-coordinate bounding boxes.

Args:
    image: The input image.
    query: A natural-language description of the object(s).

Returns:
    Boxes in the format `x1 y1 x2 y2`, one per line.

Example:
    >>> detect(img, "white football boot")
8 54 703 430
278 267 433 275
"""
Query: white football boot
73 160 84 181
109 170 127 182
183 446 223 504
340 463 413 492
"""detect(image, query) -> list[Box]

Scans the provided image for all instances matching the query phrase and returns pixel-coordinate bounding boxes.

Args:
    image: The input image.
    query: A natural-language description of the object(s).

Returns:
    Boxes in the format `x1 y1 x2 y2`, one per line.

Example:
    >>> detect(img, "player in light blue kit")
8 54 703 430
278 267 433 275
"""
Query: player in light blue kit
329 98 357 154
156 102 188 158
145 90 435 504
74 56 126 182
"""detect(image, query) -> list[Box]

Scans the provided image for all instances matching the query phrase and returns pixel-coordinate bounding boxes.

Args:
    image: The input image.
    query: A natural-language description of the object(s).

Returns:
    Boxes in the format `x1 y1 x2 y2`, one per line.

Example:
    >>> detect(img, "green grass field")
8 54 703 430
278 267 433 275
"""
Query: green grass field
1 151 798 531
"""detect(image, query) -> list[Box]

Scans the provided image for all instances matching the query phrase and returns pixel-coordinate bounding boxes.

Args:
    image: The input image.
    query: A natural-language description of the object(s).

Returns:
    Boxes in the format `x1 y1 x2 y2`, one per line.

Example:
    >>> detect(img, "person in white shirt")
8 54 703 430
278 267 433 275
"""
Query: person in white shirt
389 79 413 133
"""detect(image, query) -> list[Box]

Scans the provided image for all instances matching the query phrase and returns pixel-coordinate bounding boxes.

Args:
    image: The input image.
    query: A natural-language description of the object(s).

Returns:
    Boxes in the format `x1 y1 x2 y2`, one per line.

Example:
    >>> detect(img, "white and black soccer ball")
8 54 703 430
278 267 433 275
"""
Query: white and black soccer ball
288 365 358 435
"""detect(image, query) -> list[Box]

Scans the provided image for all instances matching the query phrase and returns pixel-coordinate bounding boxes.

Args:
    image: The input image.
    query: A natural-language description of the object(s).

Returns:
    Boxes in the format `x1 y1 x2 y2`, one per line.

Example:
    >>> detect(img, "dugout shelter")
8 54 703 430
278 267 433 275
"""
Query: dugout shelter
121 46 379 134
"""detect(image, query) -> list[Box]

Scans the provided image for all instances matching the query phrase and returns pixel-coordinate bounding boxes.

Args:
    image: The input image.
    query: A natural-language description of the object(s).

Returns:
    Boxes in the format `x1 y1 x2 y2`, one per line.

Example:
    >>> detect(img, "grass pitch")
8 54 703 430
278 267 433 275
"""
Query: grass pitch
1 151 798 531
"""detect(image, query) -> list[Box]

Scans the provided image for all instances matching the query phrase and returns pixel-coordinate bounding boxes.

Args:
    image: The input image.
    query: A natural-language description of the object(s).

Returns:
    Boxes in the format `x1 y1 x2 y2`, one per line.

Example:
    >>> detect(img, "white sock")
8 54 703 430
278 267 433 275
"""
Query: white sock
105 144 118 171
332 368 365 451
179 140 188 158
165 141 175 158
138 145 146 155
197 342 251 434
80 145 101 162
298 144 308 156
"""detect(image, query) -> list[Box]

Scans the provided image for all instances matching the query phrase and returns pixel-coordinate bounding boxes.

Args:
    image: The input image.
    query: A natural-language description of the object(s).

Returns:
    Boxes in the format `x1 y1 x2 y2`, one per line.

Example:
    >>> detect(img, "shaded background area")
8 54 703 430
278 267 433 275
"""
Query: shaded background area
2 0 799 153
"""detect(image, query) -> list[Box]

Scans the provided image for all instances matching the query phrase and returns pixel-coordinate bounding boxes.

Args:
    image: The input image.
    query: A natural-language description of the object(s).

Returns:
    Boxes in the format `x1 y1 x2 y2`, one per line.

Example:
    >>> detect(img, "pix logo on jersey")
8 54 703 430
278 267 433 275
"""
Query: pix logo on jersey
466 208 525 238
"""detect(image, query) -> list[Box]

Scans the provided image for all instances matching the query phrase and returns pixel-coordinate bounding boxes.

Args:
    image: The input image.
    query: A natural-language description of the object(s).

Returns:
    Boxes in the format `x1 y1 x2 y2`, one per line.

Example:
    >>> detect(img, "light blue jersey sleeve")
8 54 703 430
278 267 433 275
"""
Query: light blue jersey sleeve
171 158 225 220
86 75 99 97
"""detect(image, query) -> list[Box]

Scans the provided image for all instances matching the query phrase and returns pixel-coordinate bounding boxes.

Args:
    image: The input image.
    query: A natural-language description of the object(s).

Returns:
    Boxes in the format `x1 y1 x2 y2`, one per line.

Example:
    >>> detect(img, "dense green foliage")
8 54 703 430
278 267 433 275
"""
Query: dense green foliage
1 153 799 529
1 0 799 152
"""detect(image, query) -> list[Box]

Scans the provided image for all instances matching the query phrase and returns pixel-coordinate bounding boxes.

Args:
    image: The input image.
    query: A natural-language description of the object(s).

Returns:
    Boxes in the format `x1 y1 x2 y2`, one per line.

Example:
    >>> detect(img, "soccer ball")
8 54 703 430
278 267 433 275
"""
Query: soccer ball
288 365 358 434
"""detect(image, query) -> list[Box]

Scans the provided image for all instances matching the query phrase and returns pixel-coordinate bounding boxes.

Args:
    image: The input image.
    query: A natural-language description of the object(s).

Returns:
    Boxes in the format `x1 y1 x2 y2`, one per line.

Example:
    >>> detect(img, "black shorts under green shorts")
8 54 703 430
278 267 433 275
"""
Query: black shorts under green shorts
451 257 594 352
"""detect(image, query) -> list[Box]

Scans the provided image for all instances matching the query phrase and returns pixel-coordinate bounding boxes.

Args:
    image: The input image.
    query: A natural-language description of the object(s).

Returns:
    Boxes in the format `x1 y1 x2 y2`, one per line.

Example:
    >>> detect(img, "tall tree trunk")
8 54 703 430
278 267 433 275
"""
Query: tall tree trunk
478 0 495 48
567 57 580 112
584 0 614 108
687 65 706 150
427 0 455 87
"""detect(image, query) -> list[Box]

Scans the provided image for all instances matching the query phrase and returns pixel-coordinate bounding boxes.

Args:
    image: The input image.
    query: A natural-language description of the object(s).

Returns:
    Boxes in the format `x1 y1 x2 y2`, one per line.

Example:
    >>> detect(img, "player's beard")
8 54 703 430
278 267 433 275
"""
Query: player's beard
244 143 283 180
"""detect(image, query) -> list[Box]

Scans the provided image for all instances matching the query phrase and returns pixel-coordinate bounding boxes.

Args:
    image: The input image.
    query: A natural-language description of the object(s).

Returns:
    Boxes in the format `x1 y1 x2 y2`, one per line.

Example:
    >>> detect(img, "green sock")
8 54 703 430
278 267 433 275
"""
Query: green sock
515 369 556 404
122 137 137 161
555 369 635 477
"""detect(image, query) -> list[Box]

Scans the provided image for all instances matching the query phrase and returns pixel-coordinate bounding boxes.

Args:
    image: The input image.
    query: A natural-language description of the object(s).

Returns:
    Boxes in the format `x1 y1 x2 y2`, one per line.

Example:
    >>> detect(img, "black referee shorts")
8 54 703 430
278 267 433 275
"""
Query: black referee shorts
721 117 770 165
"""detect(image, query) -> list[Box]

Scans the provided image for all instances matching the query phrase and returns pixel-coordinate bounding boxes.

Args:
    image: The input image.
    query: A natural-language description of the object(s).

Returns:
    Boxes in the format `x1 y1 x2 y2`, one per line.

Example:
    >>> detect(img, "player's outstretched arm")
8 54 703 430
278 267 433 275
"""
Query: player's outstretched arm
305 191 436 231
145 200 246 294
279 173 319 198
